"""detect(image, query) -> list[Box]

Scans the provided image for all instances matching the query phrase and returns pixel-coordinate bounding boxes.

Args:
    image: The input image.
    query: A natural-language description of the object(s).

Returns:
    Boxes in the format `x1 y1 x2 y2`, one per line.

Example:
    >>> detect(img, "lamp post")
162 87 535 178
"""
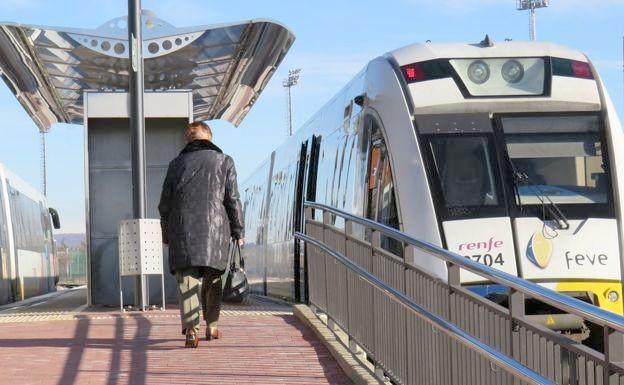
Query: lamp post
283 69 301 137
516 0 549 41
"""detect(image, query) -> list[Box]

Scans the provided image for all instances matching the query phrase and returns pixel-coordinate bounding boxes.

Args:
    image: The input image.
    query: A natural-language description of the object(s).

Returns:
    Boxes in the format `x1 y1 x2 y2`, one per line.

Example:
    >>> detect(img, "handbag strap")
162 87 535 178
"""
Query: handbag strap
236 243 245 269
230 241 245 270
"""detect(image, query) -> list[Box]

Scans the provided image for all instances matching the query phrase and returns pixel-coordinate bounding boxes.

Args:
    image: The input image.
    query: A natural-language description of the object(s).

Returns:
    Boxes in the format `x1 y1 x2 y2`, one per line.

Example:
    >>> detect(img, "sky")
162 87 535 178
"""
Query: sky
0 0 623 233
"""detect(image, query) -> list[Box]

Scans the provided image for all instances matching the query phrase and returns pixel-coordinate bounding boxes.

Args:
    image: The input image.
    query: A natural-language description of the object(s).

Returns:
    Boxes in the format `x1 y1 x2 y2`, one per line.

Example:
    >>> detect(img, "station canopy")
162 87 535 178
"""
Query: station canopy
0 10 295 131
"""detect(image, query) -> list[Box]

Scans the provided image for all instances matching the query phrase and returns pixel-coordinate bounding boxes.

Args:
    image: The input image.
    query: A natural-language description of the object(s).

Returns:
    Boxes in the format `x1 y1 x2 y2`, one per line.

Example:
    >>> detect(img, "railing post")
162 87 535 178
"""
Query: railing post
371 230 381 250
345 219 353 333
370 229 381 372
322 210 332 228
605 325 624 384
446 261 461 385
447 262 461 287
509 288 526 371
349 338 362 355
303 205 313 304
304 206 314 233
322 209 330 315
405 244 416 383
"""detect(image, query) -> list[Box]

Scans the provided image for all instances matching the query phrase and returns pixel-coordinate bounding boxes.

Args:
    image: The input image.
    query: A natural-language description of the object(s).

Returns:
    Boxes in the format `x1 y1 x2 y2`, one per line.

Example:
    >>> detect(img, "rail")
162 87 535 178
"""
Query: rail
297 233 554 385
296 201 624 385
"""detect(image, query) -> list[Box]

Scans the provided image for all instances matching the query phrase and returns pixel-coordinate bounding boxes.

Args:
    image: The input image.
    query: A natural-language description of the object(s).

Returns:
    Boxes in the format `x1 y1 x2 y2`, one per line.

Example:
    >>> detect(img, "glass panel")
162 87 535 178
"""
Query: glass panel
366 144 381 220
430 136 499 207
378 156 399 229
377 154 402 256
9 186 45 253
503 116 607 205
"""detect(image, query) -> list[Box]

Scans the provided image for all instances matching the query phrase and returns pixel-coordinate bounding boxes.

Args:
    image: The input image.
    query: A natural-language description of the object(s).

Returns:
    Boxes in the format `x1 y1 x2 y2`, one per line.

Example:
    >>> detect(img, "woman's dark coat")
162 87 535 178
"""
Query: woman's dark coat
158 140 244 273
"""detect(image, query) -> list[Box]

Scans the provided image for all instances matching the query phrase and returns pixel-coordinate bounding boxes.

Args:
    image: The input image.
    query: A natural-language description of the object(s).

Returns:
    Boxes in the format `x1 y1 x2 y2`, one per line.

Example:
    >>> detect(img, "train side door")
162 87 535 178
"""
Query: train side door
0 182 10 304
293 135 321 303
293 141 308 302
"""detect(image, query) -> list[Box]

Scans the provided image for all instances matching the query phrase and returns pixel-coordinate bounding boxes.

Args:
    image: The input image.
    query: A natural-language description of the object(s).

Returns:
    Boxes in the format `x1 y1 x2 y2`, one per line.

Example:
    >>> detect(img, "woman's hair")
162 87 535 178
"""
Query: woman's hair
186 121 213 141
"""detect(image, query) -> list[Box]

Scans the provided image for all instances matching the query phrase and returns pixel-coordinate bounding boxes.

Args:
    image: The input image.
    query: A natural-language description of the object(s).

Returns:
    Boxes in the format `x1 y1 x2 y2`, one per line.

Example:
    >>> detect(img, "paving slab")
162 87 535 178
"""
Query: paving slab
0 289 352 385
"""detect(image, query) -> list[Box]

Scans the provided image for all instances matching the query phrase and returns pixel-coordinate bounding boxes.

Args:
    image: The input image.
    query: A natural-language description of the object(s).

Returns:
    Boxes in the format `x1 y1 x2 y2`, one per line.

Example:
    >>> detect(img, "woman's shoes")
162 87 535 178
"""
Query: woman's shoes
183 327 221 346
184 328 199 348
206 327 222 341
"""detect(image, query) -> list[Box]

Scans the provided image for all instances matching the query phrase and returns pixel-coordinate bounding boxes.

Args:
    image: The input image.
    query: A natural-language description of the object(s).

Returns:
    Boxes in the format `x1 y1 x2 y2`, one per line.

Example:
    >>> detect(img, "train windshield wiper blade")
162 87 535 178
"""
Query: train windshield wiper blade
514 172 570 230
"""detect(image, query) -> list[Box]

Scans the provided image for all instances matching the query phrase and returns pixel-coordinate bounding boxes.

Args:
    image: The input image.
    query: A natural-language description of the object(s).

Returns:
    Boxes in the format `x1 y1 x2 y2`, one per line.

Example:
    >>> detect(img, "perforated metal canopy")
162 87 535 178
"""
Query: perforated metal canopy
0 10 295 131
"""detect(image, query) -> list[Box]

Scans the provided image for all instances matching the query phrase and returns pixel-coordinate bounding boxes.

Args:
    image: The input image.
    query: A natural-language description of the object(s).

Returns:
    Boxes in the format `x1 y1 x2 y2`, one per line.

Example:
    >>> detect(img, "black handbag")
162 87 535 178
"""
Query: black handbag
222 242 249 303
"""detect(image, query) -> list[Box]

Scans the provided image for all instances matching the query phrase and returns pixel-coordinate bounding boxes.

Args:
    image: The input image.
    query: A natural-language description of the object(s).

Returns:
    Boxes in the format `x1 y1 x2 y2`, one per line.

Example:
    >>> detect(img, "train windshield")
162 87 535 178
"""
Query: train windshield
502 115 607 205
429 136 500 207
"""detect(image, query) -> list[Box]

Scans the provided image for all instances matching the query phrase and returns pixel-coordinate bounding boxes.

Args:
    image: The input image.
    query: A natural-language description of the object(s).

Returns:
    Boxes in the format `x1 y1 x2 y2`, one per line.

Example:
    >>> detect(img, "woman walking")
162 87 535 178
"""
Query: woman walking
158 121 244 348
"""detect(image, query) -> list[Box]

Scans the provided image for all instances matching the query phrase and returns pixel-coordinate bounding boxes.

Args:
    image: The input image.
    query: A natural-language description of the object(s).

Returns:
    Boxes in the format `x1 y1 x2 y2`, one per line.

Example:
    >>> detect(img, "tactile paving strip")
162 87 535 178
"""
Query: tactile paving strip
0 304 293 324
0 290 293 323
0 308 293 323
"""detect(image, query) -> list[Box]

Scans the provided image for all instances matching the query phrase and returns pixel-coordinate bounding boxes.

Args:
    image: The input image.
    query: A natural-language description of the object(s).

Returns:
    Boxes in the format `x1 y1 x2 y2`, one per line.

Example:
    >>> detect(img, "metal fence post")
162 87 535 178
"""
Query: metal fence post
305 206 314 230
370 230 385 381
322 209 330 315
304 205 314 304
605 325 624 384
345 219 353 333
405 244 416 384
509 288 526 380
446 261 461 385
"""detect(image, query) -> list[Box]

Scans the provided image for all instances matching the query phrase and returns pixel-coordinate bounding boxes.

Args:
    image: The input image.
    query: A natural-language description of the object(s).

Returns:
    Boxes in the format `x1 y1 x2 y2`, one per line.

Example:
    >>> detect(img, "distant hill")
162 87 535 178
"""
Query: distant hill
54 233 85 248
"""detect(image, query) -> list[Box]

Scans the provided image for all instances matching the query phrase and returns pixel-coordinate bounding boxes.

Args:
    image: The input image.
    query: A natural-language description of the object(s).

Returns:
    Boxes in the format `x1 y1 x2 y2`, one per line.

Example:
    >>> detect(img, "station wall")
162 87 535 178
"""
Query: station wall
87 117 186 306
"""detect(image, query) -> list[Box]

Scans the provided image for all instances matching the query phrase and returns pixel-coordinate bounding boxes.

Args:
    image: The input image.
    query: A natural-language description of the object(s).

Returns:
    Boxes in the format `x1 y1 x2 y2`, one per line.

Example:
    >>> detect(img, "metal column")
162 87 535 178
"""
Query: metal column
127 0 147 309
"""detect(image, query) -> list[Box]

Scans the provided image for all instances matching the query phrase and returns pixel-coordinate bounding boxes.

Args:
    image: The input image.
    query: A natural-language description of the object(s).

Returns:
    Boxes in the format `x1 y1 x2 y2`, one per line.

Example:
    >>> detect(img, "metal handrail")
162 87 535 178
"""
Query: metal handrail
304 201 624 333
295 232 555 385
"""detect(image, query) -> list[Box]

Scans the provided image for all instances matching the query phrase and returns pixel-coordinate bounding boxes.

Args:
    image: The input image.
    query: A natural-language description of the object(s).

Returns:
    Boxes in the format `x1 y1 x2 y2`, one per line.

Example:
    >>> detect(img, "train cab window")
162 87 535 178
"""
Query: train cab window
364 116 401 255
501 115 609 207
366 143 382 220
429 136 500 207
378 152 400 230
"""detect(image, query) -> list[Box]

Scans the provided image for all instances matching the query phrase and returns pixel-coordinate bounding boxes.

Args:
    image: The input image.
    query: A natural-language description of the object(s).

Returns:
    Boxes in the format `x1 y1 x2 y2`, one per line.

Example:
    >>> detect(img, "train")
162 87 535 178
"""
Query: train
240 38 624 328
0 163 60 305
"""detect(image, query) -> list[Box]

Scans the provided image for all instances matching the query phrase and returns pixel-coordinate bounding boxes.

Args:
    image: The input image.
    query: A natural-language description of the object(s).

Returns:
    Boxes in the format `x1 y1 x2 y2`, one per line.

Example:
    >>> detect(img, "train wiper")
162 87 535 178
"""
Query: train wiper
513 172 570 230
503 151 569 230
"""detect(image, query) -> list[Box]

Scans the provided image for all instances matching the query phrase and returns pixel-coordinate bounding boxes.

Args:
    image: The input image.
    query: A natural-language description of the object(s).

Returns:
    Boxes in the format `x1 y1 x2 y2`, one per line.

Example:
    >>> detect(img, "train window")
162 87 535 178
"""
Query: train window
364 116 402 255
429 136 500 207
502 115 608 205
366 144 382 220
378 153 400 230
8 186 45 253
0 185 7 249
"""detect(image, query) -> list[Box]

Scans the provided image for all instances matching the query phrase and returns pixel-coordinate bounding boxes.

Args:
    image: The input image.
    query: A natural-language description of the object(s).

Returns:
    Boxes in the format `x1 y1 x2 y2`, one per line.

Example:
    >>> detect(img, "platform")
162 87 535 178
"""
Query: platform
0 288 352 385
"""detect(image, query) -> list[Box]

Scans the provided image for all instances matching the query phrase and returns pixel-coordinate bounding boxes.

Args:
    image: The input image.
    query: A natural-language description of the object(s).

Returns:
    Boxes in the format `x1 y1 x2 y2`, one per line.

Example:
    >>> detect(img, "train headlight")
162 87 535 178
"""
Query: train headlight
501 60 525 83
467 61 490 84
608 290 619 303
449 57 546 96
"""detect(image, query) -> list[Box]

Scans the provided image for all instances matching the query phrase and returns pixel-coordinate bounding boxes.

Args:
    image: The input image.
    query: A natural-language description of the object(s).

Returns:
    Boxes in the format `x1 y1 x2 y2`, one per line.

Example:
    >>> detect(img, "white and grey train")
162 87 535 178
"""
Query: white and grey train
0 163 60 305
241 38 624 319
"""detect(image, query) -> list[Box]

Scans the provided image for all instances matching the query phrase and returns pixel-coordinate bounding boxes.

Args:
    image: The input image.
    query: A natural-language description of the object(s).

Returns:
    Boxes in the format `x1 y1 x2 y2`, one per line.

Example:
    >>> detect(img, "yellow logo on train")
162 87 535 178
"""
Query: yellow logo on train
526 231 553 269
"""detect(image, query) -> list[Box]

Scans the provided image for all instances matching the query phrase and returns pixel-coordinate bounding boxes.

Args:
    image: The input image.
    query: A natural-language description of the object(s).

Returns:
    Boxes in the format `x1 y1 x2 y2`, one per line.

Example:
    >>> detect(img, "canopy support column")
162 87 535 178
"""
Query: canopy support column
128 0 147 309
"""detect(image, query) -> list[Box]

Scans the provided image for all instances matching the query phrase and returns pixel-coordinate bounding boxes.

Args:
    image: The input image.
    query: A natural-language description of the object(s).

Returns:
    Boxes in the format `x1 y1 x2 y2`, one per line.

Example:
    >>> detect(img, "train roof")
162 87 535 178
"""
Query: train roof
387 40 589 66
0 163 46 203
275 39 597 142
